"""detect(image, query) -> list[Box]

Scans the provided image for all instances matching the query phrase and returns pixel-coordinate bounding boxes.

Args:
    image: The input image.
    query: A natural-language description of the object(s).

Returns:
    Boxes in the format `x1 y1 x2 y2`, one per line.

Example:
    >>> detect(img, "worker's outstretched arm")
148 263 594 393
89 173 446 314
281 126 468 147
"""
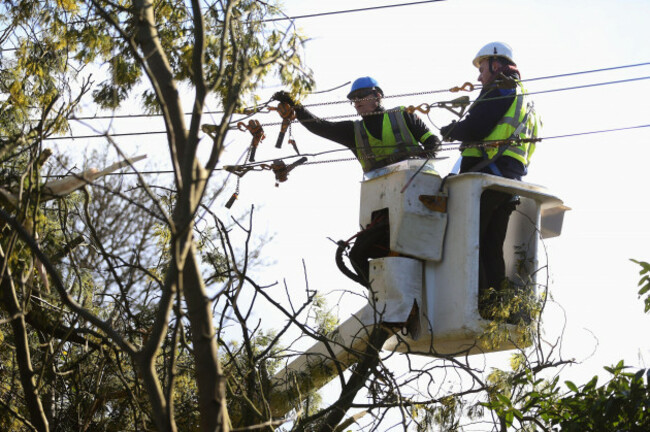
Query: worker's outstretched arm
272 91 356 149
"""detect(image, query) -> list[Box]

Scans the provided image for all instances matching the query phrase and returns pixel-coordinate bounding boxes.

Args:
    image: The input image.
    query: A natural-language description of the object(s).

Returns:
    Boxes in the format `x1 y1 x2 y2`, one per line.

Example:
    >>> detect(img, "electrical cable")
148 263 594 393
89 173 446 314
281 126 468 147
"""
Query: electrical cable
38 123 650 178
0 1 446 53
253 1 447 23
524 61 650 83
13 60 638 127
23 72 650 142
233 74 650 129
58 61 650 122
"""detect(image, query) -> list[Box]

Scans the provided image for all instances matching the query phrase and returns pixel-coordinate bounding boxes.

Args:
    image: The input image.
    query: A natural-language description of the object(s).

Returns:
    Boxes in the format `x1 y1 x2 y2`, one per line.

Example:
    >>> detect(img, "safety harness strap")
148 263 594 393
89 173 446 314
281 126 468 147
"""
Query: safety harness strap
470 101 534 175
387 109 411 154
354 122 373 167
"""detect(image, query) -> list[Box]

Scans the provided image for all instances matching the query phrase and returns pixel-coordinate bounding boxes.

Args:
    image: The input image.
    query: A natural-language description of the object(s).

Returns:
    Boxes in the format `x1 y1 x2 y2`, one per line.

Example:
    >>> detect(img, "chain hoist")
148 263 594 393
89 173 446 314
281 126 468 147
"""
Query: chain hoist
222 80 485 208
269 102 296 149
269 156 308 186
237 119 265 162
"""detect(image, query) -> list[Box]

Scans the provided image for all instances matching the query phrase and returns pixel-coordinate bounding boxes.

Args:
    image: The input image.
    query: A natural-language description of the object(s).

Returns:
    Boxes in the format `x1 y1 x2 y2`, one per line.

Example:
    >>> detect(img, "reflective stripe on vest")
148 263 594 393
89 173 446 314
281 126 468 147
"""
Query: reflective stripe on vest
462 81 539 166
354 107 421 172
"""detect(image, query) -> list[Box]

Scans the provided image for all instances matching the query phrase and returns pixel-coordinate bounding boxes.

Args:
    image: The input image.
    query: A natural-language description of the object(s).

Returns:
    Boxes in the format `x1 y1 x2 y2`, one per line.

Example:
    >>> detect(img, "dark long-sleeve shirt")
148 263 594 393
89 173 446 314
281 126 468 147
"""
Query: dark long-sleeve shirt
293 105 440 157
440 71 526 180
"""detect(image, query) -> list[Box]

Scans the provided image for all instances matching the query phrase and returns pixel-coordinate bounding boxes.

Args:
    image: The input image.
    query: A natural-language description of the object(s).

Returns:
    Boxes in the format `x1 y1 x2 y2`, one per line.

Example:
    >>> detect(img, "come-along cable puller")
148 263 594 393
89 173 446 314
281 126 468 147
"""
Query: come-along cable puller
435 82 475 118
269 157 308 187
237 119 265 162
222 155 308 204
401 82 474 129
201 123 244 209
269 102 296 149
219 102 304 209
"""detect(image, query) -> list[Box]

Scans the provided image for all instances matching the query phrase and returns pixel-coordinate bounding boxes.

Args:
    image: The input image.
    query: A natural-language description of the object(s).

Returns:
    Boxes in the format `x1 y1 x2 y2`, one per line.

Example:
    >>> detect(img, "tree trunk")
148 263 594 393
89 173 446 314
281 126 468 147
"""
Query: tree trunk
1 277 50 432
183 246 229 431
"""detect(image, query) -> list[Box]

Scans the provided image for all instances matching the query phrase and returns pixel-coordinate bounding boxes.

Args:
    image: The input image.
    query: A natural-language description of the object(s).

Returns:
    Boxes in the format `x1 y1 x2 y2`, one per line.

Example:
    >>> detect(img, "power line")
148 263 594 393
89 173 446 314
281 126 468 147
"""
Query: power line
541 124 650 141
229 74 650 128
42 131 168 141
3 64 647 142
528 75 650 96
525 61 650 83
261 0 446 22
65 61 650 123
40 123 650 178
0 1 445 53
30 72 650 141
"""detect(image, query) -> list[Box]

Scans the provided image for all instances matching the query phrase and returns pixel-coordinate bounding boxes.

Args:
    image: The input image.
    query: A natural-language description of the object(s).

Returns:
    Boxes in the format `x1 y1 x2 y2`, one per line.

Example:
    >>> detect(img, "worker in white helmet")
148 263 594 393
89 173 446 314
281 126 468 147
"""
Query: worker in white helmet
440 42 541 321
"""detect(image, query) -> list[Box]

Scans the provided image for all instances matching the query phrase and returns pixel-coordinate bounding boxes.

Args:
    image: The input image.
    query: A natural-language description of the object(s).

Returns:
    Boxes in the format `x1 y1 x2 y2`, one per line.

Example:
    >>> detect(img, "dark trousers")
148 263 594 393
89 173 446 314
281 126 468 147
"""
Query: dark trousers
349 219 390 286
479 190 518 296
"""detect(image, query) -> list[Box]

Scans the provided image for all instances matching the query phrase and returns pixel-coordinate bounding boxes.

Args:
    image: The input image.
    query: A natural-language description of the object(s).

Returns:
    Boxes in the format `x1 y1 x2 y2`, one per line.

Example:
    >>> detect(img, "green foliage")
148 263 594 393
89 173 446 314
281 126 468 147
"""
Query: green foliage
481 359 650 432
631 259 650 313
0 149 164 430
0 1 312 430
477 283 540 352
311 293 340 337
546 362 650 431
222 329 284 428
2 0 313 114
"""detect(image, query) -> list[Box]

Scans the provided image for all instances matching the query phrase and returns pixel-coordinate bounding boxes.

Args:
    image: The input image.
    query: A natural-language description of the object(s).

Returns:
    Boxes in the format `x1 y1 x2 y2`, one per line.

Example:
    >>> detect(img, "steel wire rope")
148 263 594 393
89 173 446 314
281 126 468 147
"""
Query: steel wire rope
250 73 650 129
36 61 647 127
239 123 650 165
212 72 650 142
241 62 650 113
55 61 650 123
39 123 650 178
0 0 447 54
523 61 650 83
10 70 650 141
260 0 446 22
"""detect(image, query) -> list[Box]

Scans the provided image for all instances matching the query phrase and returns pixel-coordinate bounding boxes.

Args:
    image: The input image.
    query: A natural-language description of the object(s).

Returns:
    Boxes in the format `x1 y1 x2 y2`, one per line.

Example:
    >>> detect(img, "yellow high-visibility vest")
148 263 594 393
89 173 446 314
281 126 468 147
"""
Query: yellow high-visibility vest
353 107 433 172
462 81 540 166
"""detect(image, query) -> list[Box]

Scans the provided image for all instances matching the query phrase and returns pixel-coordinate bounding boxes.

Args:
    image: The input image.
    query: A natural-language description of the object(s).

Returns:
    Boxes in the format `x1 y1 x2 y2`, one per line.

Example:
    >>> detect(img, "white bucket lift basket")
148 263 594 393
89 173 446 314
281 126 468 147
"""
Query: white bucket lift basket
360 161 568 355
272 160 569 414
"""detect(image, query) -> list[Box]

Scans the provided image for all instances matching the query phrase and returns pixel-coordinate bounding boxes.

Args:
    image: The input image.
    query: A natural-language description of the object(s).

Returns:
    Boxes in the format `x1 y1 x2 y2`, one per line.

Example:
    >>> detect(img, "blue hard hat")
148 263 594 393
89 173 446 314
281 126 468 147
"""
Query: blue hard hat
347 76 384 99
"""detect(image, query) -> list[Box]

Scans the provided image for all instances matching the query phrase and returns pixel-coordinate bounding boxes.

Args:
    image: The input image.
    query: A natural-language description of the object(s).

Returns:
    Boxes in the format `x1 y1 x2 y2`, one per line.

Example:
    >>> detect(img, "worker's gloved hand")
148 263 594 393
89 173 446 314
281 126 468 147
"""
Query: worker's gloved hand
439 122 456 142
272 91 295 106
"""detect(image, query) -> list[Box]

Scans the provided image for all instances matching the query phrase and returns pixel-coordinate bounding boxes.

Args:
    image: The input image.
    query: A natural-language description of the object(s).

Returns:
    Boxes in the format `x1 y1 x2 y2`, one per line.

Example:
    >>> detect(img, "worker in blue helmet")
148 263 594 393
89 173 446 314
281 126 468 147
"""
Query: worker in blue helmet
272 77 440 173
272 78 440 286
346 76 384 100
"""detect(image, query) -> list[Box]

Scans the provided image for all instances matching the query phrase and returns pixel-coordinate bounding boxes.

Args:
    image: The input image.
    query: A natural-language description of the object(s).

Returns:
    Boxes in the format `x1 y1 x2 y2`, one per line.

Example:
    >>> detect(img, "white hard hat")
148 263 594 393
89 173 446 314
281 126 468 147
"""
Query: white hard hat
472 42 515 68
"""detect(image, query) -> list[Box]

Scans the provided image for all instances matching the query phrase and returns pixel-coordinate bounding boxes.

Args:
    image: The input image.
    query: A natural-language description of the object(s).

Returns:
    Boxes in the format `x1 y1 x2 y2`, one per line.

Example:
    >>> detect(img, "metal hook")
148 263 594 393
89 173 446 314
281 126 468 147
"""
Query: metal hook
449 81 475 93
405 103 431 114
